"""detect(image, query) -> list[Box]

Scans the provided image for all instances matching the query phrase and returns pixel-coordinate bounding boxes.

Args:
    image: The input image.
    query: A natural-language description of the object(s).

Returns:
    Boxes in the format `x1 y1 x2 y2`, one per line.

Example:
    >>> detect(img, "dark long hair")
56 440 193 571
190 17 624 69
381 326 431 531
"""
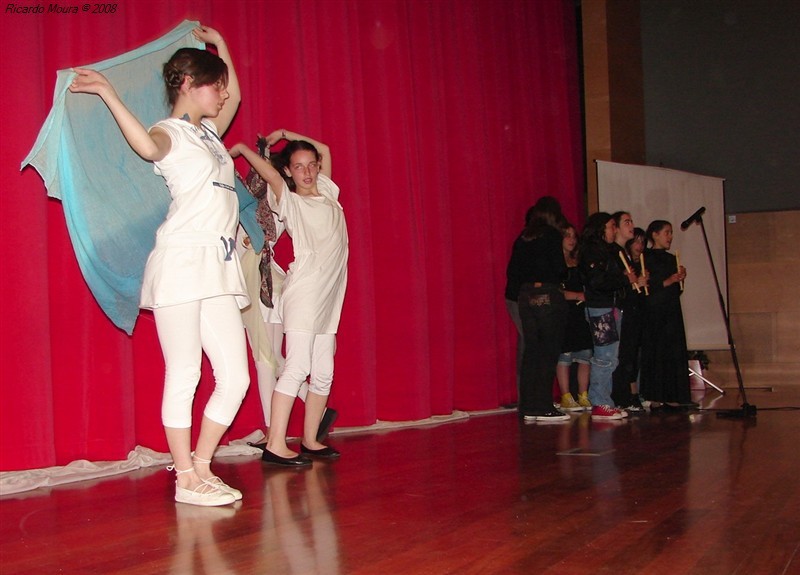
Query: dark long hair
626 227 646 254
645 220 671 247
521 196 566 240
580 211 613 245
562 222 579 262
269 140 321 191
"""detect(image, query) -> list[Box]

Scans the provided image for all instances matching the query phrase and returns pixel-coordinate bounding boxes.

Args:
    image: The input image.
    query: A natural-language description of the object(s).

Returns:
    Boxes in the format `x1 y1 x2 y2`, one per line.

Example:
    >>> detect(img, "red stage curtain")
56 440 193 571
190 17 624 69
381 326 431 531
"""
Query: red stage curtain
0 0 583 470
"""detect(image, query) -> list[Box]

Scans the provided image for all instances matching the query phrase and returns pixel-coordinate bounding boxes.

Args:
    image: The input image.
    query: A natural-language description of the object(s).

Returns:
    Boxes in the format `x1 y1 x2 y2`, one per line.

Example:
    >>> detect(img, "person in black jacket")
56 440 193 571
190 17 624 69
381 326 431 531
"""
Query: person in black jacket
579 212 639 421
515 197 571 423
611 213 648 412
613 226 648 412
504 205 536 400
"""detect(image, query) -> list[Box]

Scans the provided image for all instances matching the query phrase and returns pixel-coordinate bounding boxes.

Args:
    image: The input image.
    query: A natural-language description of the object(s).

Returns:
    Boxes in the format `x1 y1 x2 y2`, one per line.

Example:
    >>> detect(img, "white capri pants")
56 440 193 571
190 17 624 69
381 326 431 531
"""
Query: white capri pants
154 295 250 428
275 332 336 398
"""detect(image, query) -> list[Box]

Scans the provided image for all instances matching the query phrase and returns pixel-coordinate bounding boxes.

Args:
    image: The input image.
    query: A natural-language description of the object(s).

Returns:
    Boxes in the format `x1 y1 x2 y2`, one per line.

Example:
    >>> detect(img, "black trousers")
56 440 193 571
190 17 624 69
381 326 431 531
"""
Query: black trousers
518 284 567 415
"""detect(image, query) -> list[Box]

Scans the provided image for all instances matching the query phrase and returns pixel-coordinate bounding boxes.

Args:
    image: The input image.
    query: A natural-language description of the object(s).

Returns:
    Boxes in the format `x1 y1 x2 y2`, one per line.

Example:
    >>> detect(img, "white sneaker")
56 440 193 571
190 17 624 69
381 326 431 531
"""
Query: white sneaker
203 476 243 501
175 481 236 507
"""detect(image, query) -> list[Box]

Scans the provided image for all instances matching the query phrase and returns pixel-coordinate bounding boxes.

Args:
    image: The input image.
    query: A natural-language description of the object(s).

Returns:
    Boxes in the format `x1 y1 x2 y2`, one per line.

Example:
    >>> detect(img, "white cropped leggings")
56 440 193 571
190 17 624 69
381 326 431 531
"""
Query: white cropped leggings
275 332 336 398
154 296 250 428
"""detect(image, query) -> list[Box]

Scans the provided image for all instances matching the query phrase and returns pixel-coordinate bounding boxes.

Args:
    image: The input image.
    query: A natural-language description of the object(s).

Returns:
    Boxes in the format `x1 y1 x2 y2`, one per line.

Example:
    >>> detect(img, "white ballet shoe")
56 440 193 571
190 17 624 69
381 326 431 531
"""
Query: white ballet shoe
202 475 243 501
191 453 243 502
168 465 236 507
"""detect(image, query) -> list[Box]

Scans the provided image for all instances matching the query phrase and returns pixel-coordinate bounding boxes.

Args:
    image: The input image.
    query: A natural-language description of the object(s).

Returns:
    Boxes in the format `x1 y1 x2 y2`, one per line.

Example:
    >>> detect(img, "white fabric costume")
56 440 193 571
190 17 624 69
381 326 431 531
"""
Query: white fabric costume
277 174 349 334
141 118 250 427
274 173 348 398
140 118 248 310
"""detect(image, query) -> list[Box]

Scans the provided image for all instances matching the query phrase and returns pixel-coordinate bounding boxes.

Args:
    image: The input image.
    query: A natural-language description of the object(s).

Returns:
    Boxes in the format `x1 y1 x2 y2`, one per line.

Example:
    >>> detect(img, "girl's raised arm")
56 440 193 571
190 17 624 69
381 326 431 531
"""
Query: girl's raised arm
69 68 171 162
230 142 286 203
194 26 240 136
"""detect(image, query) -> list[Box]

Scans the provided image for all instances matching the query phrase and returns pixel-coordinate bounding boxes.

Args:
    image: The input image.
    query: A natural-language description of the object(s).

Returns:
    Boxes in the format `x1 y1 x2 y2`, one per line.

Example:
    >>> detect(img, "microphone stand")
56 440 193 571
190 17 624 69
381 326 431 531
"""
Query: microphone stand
691 215 756 418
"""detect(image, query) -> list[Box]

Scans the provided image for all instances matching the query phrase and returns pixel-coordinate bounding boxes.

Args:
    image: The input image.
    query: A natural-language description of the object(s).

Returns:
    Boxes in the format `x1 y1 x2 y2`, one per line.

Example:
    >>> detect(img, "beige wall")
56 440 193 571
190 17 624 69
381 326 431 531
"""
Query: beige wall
706 210 800 386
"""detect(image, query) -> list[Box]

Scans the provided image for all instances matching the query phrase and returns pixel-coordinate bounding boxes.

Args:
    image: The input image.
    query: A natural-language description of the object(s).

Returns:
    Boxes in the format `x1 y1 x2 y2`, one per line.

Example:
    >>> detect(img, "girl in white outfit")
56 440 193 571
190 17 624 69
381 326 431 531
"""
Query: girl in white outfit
231 130 348 466
69 26 249 506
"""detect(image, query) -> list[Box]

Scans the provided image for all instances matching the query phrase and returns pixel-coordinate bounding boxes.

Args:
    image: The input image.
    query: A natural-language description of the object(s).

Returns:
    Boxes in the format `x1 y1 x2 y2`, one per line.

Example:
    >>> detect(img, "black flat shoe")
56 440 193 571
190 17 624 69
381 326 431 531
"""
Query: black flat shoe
663 403 689 412
316 408 338 442
300 444 341 460
248 441 267 451
261 449 312 467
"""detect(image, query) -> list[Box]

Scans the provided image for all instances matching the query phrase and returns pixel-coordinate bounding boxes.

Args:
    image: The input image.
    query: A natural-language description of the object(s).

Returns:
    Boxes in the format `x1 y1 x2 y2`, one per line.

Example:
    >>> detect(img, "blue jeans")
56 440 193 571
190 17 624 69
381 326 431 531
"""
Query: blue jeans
587 307 622 408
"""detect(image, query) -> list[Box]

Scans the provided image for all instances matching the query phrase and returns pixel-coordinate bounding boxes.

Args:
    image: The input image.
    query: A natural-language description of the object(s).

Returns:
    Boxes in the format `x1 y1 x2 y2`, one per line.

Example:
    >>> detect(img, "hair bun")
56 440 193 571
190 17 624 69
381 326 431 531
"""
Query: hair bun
163 63 184 90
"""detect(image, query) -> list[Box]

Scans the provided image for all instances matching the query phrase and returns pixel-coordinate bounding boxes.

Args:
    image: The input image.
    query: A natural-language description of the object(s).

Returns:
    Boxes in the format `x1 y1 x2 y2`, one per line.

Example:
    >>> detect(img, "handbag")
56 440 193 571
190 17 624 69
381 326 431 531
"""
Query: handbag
588 310 619 346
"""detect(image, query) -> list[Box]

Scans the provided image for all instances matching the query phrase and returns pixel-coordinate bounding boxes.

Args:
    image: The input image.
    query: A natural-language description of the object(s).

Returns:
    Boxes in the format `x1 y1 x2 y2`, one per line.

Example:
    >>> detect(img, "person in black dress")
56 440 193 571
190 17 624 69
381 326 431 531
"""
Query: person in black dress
639 220 692 409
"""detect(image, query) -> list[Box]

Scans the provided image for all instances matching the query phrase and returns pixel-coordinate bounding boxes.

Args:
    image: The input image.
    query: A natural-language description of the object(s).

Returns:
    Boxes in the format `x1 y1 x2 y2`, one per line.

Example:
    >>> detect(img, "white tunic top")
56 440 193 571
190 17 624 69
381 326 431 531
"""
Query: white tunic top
277 174 349 334
140 118 248 309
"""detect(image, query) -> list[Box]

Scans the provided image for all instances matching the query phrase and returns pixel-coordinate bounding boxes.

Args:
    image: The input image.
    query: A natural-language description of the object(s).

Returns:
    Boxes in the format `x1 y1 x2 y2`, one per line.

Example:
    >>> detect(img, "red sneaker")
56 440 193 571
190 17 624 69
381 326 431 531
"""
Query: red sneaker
591 404 625 421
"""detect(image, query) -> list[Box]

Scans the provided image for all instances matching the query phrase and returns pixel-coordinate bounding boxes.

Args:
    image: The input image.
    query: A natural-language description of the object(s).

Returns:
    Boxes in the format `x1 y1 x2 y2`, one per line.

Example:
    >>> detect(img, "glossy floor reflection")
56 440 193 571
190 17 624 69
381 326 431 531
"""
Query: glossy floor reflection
2 386 799 574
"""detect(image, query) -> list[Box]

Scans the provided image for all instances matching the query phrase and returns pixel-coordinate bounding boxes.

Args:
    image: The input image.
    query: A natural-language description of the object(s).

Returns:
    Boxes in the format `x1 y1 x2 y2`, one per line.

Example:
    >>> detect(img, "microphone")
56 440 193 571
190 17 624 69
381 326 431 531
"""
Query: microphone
680 207 706 230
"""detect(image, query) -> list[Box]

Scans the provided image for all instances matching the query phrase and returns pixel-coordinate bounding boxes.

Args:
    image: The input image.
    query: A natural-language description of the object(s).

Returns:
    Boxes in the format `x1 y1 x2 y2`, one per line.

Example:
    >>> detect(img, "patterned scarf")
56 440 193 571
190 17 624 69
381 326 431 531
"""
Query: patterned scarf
238 163 277 308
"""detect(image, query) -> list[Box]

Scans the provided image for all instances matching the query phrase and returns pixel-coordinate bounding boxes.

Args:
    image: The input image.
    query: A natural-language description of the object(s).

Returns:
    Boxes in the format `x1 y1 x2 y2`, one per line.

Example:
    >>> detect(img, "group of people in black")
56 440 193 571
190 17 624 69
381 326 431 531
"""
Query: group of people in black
505 197 695 424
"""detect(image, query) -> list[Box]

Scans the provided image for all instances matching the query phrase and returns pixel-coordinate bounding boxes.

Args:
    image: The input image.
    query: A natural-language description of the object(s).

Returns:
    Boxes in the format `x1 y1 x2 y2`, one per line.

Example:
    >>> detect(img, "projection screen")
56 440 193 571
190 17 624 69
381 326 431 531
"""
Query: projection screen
596 160 729 350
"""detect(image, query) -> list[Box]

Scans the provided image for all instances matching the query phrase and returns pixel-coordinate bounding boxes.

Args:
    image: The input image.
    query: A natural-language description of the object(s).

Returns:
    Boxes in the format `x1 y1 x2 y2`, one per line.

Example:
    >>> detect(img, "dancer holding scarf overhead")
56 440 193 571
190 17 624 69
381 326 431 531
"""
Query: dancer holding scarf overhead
70 26 248 506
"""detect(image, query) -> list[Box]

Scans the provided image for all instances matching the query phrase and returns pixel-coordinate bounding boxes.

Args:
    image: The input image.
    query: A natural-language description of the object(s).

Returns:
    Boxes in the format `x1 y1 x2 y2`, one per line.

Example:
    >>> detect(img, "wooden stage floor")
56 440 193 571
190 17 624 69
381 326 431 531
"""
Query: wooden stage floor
2 386 799 574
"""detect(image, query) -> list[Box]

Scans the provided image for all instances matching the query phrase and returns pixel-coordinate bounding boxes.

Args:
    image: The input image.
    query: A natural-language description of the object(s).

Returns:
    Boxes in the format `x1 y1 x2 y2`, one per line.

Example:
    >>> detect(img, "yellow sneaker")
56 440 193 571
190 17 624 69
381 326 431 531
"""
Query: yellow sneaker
560 393 583 412
577 392 592 410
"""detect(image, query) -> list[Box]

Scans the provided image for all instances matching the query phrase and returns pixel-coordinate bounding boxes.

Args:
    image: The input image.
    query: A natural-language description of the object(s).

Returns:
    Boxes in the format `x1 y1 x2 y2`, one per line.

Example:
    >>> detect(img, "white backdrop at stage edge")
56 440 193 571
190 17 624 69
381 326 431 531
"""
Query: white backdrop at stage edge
596 160 728 350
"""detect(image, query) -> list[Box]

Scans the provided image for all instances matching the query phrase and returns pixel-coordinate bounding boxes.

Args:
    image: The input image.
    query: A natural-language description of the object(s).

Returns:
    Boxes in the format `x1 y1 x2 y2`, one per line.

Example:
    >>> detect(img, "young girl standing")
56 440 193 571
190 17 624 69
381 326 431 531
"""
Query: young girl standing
579 212 637 421
231 130 348 465
515 196 570 423
70 26 249 506
236 142 338 447
556 223 593 412
613 227 647 411
639 220 692 408
611 213 648 412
